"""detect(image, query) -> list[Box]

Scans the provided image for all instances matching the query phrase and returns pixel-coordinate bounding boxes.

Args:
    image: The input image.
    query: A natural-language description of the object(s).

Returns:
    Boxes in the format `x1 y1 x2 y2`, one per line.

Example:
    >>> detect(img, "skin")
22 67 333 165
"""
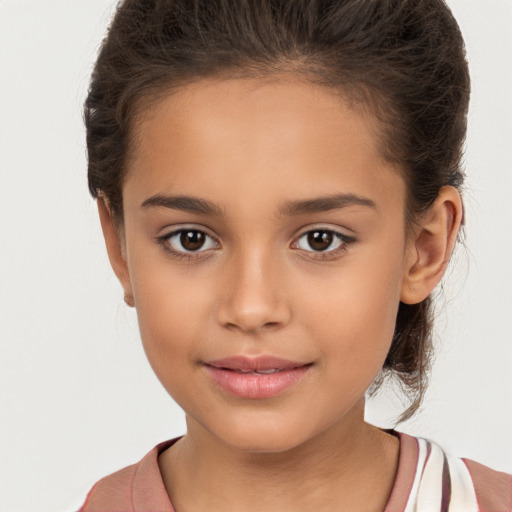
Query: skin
98 76 462 511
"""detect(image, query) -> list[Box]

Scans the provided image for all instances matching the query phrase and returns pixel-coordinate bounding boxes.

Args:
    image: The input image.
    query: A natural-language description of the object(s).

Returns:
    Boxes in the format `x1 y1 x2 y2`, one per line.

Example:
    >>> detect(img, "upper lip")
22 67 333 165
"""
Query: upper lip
204 355 310 371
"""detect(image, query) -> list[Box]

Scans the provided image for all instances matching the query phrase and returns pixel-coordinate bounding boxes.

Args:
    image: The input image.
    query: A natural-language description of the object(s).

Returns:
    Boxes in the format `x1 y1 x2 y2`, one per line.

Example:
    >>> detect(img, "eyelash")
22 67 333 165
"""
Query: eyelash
156 227 356 262
292 230 355 260
156 229 220 261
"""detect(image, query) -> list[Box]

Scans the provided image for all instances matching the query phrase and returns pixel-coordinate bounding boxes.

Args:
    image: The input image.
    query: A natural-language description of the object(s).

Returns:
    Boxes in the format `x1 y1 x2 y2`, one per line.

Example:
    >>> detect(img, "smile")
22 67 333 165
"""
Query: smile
203 356 312 399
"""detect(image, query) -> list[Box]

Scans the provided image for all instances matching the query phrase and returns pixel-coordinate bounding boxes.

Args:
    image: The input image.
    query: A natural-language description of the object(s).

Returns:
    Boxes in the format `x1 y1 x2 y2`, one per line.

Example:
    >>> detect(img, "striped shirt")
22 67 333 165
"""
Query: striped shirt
80 432 511 511
387 432 511 511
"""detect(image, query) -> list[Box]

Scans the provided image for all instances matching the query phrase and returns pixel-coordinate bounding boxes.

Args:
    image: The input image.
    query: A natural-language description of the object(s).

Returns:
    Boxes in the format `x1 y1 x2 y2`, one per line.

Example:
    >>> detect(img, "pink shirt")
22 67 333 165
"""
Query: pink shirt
79 432 511 511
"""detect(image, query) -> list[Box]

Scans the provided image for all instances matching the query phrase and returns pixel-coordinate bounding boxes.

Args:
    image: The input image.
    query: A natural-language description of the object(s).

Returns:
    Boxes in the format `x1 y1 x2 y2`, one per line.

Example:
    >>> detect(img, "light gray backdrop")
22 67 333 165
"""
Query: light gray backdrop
0 1 511 511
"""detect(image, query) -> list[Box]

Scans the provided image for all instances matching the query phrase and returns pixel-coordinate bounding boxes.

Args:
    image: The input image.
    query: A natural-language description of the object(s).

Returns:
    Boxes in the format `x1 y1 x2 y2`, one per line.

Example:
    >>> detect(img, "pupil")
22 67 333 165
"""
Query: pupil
308 231 333 251
181 230 205 251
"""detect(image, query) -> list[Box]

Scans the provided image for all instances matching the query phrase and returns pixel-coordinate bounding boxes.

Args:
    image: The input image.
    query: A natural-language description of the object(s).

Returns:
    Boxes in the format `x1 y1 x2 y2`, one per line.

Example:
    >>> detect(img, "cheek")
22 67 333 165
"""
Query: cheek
126 250 215 384
134 271 212 351
299 253 403 376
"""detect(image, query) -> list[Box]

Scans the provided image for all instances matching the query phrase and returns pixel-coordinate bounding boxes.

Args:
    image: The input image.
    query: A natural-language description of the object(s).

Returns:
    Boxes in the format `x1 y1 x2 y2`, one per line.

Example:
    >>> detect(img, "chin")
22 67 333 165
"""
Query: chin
222 433 306 454
210 412 317 454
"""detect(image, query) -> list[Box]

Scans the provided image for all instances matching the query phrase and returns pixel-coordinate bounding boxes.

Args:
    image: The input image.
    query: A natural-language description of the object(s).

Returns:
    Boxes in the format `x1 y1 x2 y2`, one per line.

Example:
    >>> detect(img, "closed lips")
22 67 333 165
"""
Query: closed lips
203 357 313 399
235 368 289 374
204 356 312 372
212 367 308 374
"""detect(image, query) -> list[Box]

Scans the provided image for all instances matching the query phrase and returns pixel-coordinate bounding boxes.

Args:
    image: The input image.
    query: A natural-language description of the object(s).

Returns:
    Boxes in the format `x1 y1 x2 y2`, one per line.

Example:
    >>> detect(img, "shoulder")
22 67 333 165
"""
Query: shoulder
463 457 512 512
79 463 137 512
387 431 511 512
78 439 178 512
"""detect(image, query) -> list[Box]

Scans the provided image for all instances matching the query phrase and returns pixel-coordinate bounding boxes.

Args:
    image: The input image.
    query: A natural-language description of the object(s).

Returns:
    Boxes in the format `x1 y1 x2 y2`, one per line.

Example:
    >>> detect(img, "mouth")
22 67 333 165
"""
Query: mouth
203 355 313 399
205 355 310 371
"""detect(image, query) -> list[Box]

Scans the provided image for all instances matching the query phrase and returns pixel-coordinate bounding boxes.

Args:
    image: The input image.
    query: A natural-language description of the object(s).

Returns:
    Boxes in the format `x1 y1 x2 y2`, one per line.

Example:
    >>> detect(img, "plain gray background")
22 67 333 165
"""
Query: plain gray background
0 1 511 511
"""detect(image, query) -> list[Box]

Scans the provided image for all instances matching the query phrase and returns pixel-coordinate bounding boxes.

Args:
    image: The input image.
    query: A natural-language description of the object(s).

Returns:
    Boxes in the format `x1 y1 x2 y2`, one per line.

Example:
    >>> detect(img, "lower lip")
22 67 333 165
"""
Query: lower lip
204 365 311 399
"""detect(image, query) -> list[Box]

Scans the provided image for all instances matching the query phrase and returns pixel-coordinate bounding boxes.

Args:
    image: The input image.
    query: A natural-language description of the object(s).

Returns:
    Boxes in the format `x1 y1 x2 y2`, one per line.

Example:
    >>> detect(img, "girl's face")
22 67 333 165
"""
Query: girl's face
115 77 414 452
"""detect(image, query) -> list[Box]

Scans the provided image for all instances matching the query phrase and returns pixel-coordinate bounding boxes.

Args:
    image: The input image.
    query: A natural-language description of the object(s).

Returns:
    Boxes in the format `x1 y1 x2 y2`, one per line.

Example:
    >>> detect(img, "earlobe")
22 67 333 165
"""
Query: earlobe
400 186 463 305
97 196 135 306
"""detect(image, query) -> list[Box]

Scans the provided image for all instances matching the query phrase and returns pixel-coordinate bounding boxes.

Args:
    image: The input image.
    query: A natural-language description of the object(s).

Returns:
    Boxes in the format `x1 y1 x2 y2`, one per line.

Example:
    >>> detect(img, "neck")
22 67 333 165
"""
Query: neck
159 401 400 512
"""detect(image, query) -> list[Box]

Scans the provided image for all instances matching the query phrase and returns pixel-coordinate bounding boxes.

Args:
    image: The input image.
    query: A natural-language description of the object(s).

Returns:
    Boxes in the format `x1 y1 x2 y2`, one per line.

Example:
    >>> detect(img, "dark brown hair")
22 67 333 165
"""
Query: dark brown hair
85 0 470 422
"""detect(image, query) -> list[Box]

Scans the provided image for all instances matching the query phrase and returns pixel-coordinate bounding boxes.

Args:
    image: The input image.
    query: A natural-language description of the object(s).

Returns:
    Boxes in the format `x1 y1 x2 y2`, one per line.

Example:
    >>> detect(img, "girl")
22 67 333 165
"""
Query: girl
78 0 507 510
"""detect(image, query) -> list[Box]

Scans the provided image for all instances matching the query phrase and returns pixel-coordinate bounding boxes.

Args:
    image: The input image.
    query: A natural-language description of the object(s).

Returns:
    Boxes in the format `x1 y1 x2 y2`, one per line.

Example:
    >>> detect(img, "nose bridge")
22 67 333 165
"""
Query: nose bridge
217 243 290 333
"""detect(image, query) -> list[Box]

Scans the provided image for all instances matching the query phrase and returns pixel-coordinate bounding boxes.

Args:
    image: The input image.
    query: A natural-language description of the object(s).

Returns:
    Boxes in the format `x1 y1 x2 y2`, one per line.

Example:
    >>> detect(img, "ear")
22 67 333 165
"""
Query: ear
97 196 135 307
401 186 463 305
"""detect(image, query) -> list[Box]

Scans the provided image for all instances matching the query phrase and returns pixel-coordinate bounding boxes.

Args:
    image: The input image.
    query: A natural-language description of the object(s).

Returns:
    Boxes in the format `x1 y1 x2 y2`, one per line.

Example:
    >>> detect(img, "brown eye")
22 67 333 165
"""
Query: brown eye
180 230 206 251
294 229 351 255
161 228 219 255
307 231 334 251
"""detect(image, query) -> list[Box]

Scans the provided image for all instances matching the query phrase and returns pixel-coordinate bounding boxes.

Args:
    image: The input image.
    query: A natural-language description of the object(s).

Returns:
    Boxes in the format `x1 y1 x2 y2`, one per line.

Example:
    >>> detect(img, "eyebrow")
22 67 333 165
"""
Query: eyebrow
141 194 224 216
279 193 376 216
140 192 376 216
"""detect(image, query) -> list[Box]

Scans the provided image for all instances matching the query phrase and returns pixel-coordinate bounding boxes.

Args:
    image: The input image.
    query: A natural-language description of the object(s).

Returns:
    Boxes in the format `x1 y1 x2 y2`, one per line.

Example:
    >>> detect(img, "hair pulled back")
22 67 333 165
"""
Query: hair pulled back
85 0 470 422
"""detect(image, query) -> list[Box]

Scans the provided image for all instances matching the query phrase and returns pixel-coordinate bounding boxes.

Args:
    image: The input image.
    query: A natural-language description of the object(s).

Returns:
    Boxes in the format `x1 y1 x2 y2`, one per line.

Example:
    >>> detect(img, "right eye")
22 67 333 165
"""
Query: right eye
157 228 219 258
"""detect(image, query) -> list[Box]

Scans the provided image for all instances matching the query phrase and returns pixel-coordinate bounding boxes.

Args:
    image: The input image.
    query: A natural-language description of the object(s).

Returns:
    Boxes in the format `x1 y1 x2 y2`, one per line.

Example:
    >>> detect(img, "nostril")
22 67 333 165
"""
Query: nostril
216 285 292 333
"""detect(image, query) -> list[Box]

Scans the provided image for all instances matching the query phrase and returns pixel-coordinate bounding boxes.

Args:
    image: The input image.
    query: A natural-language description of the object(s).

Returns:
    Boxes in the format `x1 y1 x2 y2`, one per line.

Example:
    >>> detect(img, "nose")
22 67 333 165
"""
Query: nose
216 247 291 334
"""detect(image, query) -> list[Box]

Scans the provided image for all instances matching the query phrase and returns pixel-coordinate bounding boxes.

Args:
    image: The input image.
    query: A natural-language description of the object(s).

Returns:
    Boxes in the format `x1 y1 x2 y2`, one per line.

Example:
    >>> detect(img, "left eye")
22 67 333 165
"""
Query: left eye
295 230 347 252
162 229 219 253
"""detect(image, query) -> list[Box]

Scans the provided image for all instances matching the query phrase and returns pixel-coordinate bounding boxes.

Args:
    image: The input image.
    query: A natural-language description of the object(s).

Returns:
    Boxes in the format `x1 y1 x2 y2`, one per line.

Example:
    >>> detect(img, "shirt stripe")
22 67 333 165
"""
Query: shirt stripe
401 437 480 512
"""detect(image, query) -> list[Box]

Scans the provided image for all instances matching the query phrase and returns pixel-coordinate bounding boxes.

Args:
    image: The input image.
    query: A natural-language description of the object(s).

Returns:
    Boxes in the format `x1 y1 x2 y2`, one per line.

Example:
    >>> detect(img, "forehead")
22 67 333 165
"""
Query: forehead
131 75 382 161
124 76 405 214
